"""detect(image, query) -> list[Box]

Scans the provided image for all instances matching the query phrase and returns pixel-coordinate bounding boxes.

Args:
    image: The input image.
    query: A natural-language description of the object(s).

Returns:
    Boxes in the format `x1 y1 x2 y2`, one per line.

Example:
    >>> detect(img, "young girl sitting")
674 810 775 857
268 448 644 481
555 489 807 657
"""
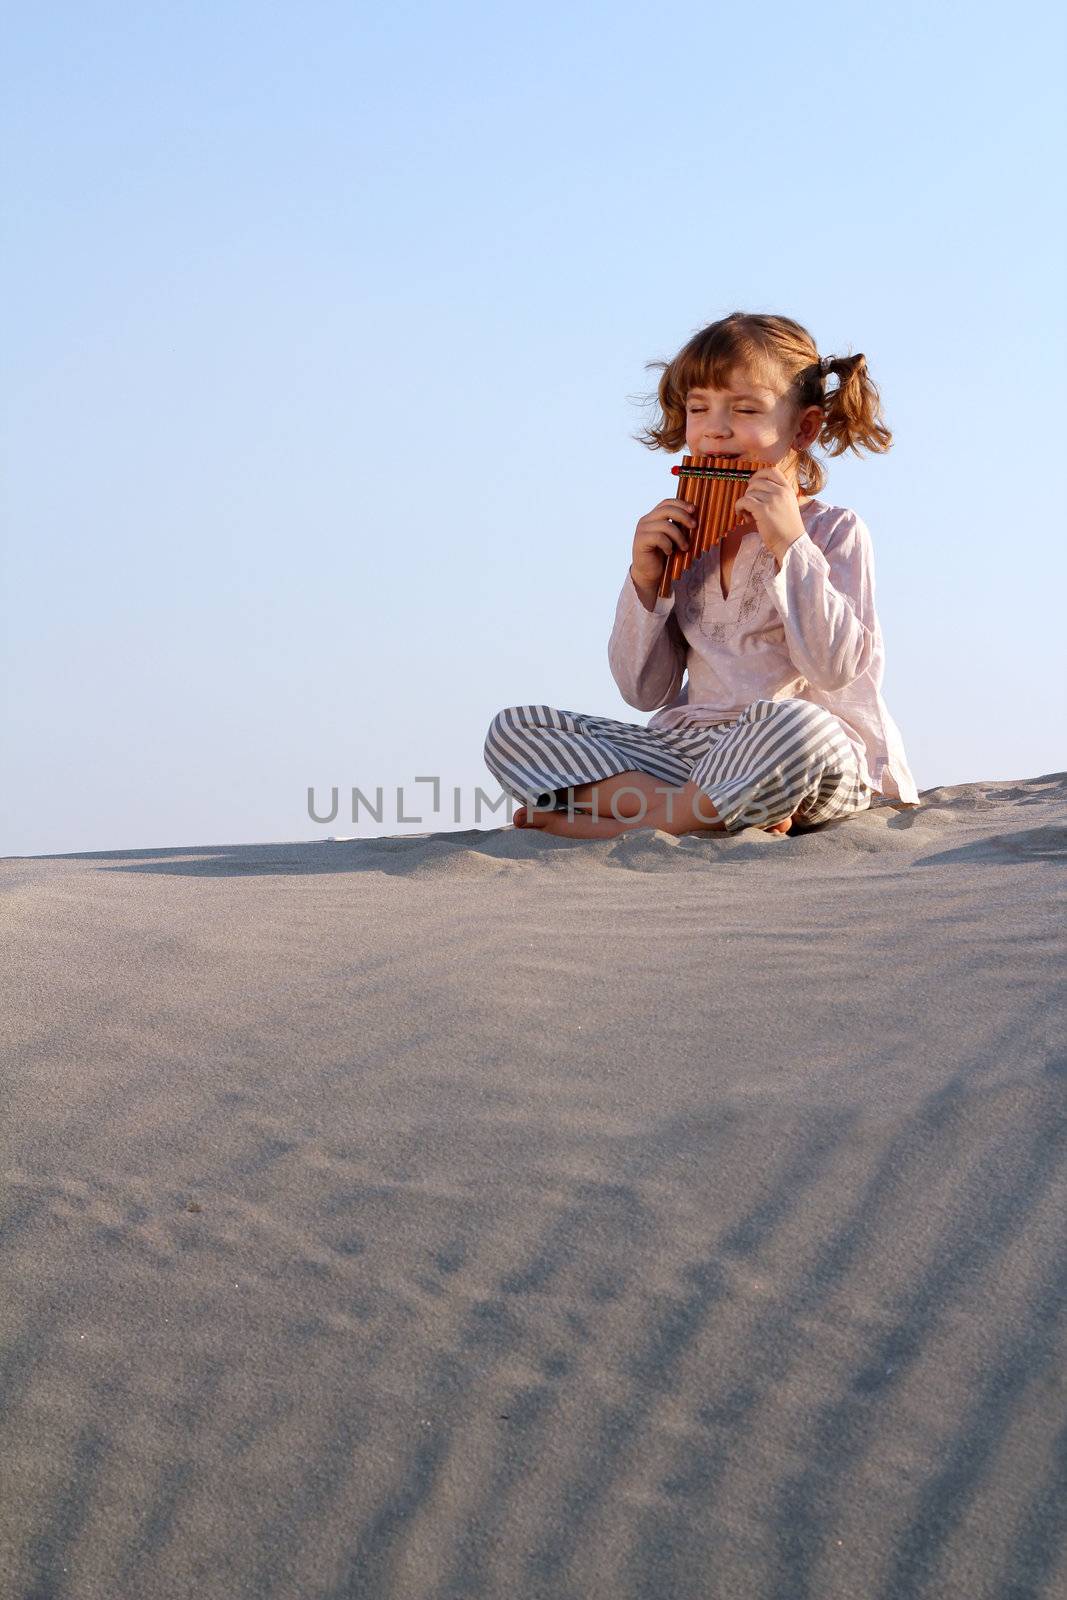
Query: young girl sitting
484 310 918 840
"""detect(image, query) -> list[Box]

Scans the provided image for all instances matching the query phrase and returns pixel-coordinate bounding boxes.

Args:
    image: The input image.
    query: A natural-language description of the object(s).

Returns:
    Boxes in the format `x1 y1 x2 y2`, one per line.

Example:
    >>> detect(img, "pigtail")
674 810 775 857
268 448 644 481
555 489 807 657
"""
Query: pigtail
817 353 893 460
791 350 893 496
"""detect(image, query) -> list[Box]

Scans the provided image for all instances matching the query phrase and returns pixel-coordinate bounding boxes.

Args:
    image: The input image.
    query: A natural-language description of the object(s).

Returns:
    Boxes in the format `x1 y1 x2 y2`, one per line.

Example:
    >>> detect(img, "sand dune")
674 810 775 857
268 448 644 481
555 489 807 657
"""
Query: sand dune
1 773 1065 1599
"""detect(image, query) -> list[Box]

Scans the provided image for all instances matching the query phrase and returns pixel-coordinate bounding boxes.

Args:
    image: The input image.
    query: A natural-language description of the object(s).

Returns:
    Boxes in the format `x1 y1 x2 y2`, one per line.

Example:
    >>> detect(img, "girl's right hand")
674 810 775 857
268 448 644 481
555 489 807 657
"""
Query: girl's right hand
630 498 697 593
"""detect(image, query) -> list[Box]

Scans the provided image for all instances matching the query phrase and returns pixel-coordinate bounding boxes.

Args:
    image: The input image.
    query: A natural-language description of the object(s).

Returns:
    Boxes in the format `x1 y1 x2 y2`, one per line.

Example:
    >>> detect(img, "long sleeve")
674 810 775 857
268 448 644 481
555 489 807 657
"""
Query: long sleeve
607 570 687 711
761 511 877 691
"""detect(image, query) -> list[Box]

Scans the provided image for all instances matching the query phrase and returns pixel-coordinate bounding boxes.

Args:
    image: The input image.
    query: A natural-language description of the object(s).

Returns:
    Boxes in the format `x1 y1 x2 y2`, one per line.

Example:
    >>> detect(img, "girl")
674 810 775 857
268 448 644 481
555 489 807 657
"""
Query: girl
484 311 918 840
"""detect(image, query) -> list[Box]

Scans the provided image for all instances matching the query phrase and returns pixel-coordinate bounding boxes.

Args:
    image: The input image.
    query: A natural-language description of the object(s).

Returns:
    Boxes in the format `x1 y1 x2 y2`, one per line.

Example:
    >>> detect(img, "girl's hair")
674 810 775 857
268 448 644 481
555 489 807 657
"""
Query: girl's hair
632 311 892 497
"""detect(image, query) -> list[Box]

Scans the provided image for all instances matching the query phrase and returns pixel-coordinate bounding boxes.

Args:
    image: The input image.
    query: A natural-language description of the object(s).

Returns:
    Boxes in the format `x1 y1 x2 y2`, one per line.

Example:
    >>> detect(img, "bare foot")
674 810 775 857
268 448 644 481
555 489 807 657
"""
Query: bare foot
513 803 559 829
515 801 798 837
514 800 598 830
511 803 624 838
531 809 635 839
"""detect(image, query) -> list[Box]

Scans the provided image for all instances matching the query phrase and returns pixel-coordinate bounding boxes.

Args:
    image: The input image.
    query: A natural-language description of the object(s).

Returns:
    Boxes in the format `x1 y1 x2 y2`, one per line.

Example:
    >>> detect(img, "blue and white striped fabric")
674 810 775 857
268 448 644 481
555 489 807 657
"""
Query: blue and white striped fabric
484 697 874 833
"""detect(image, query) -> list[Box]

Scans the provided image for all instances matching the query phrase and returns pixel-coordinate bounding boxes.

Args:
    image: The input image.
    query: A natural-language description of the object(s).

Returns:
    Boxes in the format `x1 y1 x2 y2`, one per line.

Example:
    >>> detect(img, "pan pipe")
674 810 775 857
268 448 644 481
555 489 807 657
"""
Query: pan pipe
658 453 763 599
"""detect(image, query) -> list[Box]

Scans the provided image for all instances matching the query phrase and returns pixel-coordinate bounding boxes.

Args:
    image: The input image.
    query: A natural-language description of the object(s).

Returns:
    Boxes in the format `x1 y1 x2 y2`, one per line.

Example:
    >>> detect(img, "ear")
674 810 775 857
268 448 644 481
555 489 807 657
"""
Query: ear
794 403 822 451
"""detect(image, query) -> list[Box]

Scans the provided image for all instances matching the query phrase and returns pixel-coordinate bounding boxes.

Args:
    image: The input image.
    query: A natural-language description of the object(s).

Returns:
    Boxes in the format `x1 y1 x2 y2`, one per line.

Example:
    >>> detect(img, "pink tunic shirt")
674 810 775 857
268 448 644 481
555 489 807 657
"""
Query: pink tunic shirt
607 496 919 804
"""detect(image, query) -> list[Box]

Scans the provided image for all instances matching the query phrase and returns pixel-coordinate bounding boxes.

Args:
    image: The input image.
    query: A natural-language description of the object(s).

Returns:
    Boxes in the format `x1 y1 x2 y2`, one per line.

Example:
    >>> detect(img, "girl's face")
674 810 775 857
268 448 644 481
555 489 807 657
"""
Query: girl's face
684 368 821 474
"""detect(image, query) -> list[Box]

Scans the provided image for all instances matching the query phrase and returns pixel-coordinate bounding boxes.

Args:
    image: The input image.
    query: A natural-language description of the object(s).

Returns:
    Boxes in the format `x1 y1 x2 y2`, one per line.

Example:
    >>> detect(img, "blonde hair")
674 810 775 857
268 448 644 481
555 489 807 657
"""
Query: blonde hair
632 311 892 497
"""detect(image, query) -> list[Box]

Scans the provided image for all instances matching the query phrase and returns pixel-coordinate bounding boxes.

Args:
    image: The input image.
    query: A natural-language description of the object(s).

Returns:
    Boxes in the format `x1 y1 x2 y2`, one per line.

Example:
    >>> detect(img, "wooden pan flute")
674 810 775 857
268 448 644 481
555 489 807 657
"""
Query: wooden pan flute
658 453 764 599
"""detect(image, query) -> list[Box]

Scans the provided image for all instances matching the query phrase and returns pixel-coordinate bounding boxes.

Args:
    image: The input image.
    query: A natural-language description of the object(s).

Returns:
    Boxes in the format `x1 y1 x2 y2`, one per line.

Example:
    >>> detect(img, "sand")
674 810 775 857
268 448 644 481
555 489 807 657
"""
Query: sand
1 773 1065 1600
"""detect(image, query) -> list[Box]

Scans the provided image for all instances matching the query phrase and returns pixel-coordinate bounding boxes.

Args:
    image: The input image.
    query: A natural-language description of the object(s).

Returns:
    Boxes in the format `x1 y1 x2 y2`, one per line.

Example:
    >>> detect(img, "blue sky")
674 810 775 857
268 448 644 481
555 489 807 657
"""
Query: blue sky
3 0 1064 855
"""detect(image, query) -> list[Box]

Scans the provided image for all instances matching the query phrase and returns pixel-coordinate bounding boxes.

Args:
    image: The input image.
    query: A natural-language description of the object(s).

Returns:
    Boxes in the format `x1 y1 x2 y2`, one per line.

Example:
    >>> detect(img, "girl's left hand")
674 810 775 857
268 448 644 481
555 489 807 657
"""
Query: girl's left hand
735 466 806 553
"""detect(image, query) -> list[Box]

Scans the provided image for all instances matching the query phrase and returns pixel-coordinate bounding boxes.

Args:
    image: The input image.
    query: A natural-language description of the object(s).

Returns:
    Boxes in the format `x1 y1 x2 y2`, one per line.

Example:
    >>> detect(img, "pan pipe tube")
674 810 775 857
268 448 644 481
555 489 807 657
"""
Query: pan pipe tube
658 453 764 599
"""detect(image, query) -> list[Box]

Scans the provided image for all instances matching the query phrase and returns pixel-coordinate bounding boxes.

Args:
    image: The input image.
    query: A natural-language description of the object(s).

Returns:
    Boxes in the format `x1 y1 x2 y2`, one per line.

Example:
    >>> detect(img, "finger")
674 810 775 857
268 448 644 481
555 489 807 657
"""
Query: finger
668 524 693 549
646 518 687 544
643 507 696 531
648 514 694 542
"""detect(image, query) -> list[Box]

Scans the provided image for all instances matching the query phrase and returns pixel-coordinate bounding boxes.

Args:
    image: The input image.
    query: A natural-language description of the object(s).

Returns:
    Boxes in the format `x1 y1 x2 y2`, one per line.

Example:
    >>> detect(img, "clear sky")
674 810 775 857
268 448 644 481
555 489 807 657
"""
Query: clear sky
3 0 1064 856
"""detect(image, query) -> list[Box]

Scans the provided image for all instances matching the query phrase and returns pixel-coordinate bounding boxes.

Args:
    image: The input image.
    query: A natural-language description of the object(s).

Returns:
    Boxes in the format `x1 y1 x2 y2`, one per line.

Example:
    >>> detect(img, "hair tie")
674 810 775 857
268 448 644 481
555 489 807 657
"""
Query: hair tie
819 355 834 376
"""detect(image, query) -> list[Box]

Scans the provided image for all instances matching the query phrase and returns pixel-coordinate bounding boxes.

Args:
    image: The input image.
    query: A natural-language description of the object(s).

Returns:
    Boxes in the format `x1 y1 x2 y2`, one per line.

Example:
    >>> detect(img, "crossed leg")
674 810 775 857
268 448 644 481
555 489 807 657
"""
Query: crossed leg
512 770 797 839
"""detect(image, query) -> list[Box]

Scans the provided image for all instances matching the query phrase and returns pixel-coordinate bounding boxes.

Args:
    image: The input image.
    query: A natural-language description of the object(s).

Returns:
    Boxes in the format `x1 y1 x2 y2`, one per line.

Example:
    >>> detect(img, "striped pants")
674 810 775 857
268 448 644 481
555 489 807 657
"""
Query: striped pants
483 698 875 834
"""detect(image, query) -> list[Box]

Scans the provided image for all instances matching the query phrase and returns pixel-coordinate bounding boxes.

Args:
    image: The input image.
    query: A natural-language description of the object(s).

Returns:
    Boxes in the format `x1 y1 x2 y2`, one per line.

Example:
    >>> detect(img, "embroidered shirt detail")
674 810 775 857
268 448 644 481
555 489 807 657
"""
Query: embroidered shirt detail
675 541 776 644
